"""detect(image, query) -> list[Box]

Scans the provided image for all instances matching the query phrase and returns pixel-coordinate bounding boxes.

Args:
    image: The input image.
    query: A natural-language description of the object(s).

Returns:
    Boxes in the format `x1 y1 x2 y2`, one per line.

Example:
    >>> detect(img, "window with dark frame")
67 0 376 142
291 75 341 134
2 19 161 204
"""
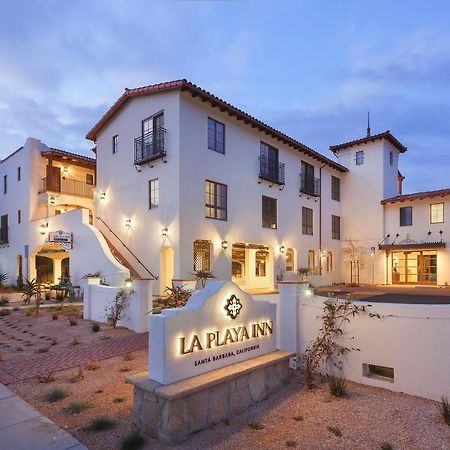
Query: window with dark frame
400 206 412 226
17 210 21 224
332 215 341 240
262 195 277 229
112 135 118 154
0 214 8 244
300 161 315 194
17 166 21 181
149 178 159 209
302 207 313 235
327 252 333 272
260 142 280 182
205 180 227 220
355 150 364 165
208 117 225 154
389 150 394 166
331 176 340 201
3 175 7 194
85 174 94 185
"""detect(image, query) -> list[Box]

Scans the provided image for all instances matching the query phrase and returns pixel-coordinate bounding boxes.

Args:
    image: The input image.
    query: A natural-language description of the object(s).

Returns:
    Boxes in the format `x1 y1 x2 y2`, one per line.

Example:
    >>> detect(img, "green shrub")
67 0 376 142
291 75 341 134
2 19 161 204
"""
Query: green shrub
381 443 393 450
292 415 303 422
113 397 125 403
439 395 450 426
45 388 69 403
327 426 342 437
52 314 58 320
25 307 35 316
55 292 65 303
0 295 9 306
0 308 10 316
119 431 146 450
69 317 77 326
92 323 100 332
64 401 92 415
248 422 265 430
327 374 347 398
286 441 298 448
44 291 51 301
83 416 116 431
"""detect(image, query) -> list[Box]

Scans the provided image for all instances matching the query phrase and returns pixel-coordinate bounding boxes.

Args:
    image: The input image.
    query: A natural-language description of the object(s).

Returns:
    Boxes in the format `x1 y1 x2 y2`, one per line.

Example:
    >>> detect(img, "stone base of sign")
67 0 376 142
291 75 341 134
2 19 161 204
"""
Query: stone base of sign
127 350 294 445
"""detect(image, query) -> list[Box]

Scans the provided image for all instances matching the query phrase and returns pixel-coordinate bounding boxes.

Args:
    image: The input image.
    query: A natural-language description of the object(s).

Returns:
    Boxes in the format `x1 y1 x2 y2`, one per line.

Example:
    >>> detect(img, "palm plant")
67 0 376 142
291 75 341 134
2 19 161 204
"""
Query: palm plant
192 270 215 288
0 272 8 287
20 278 43 315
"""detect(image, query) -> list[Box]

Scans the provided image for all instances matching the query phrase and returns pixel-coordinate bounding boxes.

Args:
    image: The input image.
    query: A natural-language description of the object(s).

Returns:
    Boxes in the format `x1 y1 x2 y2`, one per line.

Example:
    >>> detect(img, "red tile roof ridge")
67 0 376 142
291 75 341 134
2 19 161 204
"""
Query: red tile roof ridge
330 130 407 154
381 188 450 204
42 147 96 162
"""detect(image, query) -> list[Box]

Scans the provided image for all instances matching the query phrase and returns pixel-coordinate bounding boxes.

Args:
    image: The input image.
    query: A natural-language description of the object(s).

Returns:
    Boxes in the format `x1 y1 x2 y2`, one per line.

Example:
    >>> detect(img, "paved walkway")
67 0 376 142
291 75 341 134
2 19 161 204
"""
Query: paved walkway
0 332 148 385
0 383 87 450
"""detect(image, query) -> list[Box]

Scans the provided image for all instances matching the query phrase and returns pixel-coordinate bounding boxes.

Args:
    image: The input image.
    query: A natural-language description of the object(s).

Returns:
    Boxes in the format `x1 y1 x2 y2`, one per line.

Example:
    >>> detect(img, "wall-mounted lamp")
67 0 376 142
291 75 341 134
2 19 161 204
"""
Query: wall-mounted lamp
49 196 56 205
100 192 106 200
279 245 285 254
125 218 132 229
221 240 228 251
39 223 48 236
162 227 168 237
124 278 133 289
305 288 313 297
63 166 68 173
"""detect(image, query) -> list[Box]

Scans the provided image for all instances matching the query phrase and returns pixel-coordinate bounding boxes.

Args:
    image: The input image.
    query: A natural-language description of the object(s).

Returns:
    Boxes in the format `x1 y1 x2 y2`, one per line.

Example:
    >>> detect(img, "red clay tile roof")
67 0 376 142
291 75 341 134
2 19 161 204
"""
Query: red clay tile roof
86 79 348 173
381 188 450 204
330 131 407 154
41 148 96 169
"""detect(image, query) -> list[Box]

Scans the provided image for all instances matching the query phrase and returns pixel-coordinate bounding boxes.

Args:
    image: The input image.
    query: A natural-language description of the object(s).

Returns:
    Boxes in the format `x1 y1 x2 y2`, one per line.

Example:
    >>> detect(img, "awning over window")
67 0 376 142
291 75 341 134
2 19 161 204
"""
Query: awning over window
379 242 445 251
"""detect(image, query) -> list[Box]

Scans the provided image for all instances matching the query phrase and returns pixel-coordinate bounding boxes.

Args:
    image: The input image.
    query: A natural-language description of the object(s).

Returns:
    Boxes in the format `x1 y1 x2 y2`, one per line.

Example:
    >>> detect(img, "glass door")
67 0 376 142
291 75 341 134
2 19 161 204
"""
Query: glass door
392 251 437 285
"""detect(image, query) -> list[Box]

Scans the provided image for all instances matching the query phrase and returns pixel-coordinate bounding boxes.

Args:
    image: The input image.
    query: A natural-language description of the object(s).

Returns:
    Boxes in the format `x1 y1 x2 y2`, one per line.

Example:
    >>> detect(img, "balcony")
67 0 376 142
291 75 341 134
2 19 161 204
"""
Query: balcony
300 173 320 196
40 177 94 199
259 155 285 185
134 126 167 165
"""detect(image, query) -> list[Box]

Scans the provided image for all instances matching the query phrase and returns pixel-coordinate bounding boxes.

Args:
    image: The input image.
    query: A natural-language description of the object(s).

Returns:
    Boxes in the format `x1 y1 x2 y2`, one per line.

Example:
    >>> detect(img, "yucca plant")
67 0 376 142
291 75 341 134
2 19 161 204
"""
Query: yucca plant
0 272 8 287
20 278 43 316
192 270 215 288
439 395 450 426
327 374 347 397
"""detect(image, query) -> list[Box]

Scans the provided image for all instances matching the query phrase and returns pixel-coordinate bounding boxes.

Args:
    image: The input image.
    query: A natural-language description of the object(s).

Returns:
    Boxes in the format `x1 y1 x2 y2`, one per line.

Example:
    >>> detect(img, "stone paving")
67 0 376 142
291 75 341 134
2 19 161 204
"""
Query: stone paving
0 383 87 450
0 332 148 385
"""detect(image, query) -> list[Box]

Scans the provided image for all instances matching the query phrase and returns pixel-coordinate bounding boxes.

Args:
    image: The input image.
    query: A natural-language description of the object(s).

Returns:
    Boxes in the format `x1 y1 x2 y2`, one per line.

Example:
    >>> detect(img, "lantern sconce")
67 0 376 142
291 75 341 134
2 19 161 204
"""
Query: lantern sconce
162 227 168 237
125 218 132 229
63 166 69 173
279 245 285 254
221 240 228 251
49 196 56 205
100 192 106 200
124 278 133 289
39 223 48 236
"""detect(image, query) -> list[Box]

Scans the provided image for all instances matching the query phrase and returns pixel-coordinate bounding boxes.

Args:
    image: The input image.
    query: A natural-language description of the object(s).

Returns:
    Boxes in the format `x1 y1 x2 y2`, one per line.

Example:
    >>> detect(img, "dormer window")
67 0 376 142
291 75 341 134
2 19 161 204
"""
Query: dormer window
355 150 364 165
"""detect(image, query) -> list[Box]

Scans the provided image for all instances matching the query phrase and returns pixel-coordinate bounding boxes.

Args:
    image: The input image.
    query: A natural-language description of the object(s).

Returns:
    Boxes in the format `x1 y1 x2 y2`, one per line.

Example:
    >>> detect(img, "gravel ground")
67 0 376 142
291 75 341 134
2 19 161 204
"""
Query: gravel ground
8 349 450 450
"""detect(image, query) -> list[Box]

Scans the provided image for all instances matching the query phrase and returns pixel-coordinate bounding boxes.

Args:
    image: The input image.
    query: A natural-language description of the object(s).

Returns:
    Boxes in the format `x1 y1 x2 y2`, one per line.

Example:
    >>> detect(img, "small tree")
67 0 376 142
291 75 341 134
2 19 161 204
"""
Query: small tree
106 286 135 328
342 240 365 285
300 294 377 388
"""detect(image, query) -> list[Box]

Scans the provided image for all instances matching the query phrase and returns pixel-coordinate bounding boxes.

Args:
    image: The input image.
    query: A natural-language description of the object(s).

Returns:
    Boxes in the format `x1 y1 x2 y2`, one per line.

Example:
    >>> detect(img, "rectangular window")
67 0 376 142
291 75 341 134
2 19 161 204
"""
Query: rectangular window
193 240 211 271
363 364 394 382
260 142 280 182
17 210 21 224
207 117 225 154
205 180 227 221
0 214 8 244
302 207 313 235
389 150 394 166
307 250 315 273
262 196 277 229
400 206 412 226
331 176 340 201
85 174 94 185
3 175 7 194
300 161 316 195
112 135 118 154
332 215 341 240
327 252 333 272
430 203 444 224
17 166 21 181
355 150 364 165
149 178 159 209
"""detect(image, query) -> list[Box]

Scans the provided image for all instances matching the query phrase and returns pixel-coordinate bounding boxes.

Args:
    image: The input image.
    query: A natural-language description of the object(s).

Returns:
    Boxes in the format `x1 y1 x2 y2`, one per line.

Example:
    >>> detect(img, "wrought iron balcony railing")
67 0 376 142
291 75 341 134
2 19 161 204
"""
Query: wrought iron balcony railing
40 177 94 199
134 126 167 165
259 155 285 185
300 173 320 196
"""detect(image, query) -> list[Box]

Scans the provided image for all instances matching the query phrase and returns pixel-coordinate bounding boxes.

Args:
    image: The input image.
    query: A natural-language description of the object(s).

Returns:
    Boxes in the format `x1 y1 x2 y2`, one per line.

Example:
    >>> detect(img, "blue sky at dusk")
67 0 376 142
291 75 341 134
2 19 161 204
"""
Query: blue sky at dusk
1 0 450 192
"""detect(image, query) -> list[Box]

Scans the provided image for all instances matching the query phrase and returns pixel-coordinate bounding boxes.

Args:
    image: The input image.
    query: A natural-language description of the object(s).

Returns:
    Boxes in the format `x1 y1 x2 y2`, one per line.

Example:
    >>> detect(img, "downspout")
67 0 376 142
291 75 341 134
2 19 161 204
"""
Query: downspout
319 163 327 276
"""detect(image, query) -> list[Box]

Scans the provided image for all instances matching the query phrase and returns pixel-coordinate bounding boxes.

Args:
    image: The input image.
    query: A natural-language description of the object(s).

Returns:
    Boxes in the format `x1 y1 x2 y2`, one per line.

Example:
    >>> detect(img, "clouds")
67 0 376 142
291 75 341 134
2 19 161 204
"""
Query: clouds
0 0 450 193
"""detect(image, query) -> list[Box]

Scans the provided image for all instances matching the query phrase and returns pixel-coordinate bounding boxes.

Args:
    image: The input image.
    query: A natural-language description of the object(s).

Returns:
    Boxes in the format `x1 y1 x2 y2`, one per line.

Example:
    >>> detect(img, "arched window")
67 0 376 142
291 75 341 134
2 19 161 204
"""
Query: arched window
193 240 212 272
286 248 294 272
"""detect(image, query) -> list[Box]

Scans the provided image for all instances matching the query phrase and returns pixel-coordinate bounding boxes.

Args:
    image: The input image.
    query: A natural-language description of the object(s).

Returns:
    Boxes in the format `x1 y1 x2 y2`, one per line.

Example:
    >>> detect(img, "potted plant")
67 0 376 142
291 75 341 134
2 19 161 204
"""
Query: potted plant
82 272 103 285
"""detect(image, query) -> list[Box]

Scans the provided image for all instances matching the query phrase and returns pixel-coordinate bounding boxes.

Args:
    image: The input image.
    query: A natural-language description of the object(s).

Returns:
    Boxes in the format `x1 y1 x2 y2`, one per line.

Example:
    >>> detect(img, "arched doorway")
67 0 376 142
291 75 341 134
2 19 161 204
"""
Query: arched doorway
36 256 54 284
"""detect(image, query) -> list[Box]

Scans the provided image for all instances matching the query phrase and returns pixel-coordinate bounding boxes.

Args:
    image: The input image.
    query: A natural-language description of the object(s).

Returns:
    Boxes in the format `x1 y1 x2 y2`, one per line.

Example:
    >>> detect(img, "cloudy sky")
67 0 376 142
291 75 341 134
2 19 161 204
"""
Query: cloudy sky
1 0 449 192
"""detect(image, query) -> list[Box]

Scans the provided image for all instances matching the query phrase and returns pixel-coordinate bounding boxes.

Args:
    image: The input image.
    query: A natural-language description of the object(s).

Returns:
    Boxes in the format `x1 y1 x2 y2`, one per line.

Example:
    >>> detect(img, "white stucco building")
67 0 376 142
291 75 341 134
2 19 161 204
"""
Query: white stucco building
1 80 449 292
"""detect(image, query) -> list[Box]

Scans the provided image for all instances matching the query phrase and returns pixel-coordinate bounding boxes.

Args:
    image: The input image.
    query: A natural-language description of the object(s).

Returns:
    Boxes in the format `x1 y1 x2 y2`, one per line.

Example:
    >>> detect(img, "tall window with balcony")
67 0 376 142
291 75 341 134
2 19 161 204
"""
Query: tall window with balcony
331 176 340 201
135 112 165 165
208 118 225 154
149 179 159 209
302 207 313 235
205 180 227 220
430 203 444 224
262 195 277 229
0 214 8 244
259 142 284 185
300 161 319 196
332 215 341 240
